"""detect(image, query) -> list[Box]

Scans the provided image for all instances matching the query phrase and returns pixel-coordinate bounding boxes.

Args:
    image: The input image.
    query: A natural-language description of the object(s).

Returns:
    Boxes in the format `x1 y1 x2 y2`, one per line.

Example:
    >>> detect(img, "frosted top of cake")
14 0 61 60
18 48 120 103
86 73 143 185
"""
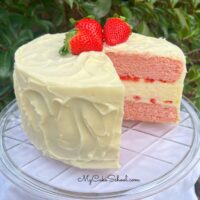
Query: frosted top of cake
15 33 122 87
104 33 186 64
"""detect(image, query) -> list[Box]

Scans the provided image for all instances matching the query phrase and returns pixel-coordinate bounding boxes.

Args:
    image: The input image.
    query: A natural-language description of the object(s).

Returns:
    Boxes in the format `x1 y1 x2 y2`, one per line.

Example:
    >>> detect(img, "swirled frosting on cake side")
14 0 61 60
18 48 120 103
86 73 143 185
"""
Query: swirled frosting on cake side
14 34 124 169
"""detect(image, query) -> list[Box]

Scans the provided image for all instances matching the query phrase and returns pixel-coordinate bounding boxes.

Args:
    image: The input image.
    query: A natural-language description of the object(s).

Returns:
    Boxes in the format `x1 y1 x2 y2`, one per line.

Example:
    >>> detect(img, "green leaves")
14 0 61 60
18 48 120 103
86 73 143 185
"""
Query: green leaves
81 0 112 18
174 8 189 30
184 65 200 109
121 6 135 27
64 0 74 8
137 21 152 36
170 0 180 7
0 51 13 105
187 65 200 83
59 30 77 56
192 0 200 8
0 52 12 79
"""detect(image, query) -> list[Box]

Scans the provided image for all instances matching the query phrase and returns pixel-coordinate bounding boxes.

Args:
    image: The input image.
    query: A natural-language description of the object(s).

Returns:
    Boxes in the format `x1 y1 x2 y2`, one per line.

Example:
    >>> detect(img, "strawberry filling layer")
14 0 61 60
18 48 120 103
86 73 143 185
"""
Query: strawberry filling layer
106 52 183 83
124 101 177 123
120 75 166 83
131 96 173 105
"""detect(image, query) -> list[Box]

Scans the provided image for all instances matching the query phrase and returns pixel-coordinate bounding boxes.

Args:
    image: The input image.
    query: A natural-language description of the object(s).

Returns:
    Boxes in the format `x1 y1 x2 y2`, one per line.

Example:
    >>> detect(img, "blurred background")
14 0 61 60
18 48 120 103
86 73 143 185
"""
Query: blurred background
0 0 200 198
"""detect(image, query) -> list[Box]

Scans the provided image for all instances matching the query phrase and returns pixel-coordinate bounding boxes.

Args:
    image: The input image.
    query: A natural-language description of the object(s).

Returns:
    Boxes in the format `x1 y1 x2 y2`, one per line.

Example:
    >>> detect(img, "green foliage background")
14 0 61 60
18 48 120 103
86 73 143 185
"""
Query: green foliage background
0 0 200 110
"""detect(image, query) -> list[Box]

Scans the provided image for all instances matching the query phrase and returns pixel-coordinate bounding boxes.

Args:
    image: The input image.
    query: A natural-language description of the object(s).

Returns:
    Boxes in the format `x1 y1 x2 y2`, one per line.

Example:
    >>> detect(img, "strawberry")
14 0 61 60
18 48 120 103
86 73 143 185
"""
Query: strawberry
103 17 131 46
75 18 103 41
59 29 103 55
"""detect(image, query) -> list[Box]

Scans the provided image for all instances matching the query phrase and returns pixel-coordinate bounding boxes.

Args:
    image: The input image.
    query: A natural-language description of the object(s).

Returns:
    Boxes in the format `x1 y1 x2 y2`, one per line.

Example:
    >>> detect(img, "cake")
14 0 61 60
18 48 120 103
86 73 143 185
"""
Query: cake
13 17 186 169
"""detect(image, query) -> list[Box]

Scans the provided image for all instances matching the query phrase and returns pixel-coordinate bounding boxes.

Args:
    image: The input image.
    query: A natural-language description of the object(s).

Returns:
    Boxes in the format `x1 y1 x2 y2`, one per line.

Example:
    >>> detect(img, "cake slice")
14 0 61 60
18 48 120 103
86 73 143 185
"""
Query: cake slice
14 33 124 169
105 33 186 123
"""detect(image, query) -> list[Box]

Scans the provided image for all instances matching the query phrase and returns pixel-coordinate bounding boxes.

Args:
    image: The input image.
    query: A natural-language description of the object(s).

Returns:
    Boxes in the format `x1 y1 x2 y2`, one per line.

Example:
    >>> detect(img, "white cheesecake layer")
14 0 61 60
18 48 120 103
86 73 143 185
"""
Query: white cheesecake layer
123 76 185 107
14 34 124 169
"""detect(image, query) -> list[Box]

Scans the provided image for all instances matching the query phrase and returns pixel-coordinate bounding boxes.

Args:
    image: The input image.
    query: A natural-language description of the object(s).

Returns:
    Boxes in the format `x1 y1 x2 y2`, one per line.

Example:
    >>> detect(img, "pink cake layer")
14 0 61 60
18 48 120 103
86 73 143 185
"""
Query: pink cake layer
124 100 178 123
106 52 183 83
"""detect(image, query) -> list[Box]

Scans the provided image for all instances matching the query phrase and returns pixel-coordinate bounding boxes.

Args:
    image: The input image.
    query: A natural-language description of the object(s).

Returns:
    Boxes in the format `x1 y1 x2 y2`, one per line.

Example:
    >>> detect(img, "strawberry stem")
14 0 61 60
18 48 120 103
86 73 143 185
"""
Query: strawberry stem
59 29 77 56
112 13 127 21
111 14 132 29
109 14 127 22
69 15 96 26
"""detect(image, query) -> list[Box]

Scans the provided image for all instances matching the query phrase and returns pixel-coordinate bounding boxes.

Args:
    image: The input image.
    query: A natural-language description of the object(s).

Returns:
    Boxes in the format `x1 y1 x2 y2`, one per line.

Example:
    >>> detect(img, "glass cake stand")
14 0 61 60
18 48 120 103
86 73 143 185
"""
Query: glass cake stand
0 97 200 200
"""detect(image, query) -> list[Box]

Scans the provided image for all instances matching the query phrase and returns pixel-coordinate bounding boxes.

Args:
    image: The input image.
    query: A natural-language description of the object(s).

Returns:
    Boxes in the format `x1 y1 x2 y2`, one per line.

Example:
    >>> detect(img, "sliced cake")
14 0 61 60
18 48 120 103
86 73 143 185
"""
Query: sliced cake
13 17 186 169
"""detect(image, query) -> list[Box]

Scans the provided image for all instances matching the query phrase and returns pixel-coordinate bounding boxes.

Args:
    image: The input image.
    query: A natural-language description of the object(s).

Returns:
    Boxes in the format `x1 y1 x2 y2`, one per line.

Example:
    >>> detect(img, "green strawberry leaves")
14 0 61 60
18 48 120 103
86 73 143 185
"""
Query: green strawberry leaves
59 29 77 56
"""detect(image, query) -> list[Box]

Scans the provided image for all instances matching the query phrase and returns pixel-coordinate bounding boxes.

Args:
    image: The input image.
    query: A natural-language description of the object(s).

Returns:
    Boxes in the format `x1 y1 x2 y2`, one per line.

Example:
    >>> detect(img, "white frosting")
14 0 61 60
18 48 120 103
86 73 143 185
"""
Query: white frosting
104 33 186 64
14 34 124 169
15 34 121 87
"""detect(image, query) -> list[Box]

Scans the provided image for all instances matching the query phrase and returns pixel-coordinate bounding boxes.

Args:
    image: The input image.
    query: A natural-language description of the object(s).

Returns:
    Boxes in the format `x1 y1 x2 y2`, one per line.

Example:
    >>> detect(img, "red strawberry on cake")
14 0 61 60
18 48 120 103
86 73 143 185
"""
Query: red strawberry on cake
75 17 103 41
59 28 103 55
104 17 131 45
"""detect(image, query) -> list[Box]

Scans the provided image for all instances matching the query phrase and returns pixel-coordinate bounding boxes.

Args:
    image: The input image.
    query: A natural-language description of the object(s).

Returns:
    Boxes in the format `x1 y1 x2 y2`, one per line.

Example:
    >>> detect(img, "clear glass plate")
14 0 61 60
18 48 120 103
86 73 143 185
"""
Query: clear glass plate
0 97 200 200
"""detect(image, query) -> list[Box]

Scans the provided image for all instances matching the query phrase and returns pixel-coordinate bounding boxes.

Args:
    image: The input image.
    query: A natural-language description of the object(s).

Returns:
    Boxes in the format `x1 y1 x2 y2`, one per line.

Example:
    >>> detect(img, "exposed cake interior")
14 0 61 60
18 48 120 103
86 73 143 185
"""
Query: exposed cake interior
106 52 183 83
105 33 186 123
124 101 177 123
